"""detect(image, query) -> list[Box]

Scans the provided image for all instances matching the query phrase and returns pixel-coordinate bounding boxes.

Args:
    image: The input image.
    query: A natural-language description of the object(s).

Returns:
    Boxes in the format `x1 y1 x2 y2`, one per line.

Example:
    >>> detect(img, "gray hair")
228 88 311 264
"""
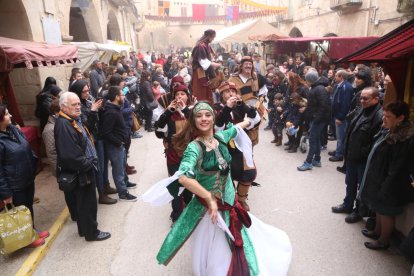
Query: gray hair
59 92 78 108
305 70 319 84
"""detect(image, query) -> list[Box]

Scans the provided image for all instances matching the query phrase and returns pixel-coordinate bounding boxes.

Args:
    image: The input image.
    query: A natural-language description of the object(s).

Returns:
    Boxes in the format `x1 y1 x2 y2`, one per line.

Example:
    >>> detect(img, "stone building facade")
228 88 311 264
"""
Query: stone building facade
277 0 412 38
0 0 140 123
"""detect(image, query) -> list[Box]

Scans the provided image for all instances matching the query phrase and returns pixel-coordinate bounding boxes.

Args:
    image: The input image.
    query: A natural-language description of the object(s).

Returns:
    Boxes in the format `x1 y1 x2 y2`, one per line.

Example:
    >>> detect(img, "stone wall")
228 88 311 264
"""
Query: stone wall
9 65 72 126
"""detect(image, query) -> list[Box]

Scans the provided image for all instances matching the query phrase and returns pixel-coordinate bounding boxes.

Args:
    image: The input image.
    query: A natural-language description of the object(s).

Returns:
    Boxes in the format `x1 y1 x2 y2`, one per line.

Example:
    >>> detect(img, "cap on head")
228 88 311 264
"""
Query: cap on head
240 56 253 65
218 81 237 94
173 84 189 95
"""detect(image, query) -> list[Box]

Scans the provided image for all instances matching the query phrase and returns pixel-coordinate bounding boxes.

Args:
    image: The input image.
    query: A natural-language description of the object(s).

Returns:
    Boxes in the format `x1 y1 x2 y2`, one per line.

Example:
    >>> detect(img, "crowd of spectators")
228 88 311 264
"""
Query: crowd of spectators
0 45 413 258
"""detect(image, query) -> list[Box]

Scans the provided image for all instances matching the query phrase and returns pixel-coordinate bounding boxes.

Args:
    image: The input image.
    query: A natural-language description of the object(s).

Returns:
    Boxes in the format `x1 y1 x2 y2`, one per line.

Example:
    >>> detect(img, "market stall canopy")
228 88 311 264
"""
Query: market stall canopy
268 36 379 60
337 19 414 62
215 19 287 44
338 19 414 98
70 41 131 72
0 37 78 72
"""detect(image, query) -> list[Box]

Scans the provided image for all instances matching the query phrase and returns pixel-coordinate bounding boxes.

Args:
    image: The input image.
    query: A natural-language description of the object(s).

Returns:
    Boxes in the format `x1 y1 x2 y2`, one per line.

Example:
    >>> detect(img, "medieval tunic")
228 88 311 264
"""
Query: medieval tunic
191 41 215 103
214 103 260 182
142 125 292 275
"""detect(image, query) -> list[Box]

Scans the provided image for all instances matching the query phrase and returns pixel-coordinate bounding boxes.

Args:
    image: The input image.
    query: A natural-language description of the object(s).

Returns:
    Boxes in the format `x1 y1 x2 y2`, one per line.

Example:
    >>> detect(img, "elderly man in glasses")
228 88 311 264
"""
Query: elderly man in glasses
331 87 383 223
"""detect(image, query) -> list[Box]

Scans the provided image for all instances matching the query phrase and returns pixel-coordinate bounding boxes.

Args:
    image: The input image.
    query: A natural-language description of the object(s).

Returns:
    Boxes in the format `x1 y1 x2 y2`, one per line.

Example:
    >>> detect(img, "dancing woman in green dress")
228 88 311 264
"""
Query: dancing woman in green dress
143 102 292 275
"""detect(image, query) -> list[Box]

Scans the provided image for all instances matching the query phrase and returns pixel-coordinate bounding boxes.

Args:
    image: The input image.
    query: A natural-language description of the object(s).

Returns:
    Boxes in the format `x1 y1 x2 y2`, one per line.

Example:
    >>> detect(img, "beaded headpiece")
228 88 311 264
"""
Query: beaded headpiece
193 102 214 115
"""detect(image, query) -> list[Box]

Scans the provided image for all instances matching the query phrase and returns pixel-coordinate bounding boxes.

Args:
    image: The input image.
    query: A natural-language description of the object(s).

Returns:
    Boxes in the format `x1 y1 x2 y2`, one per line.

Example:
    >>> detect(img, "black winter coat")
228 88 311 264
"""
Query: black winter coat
0 125 37 199
101 102 127 147
360 122 414 216
54 114 96 174
139 81 156 111
306 79 331 124
344 103 383 163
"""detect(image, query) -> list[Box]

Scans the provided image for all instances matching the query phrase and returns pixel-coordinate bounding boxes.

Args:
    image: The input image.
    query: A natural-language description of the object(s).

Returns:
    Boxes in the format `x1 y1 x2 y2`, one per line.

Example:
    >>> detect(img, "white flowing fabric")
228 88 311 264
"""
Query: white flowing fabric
141 171 186 206
191 212 292 276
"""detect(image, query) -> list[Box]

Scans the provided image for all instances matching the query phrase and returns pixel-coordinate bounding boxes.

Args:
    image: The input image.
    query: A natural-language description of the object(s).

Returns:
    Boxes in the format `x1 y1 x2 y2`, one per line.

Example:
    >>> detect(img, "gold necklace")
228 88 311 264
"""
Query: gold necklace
202 136 216 149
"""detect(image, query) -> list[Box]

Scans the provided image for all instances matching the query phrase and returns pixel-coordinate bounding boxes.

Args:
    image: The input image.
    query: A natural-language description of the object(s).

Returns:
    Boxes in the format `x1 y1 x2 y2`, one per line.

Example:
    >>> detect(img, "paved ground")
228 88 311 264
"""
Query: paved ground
3 126 413 275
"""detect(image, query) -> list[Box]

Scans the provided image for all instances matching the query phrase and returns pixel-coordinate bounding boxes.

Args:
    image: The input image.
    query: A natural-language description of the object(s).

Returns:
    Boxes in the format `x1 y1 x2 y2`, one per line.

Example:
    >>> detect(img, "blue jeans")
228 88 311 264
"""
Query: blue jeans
334 120 348 158
105 143 127 196
305 121 325 164
344 161 366 210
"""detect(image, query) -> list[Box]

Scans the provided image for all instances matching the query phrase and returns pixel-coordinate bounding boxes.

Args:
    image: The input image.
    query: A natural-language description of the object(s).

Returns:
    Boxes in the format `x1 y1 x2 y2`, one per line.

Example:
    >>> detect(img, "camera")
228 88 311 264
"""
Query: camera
236 100 242 106
170 107 176 112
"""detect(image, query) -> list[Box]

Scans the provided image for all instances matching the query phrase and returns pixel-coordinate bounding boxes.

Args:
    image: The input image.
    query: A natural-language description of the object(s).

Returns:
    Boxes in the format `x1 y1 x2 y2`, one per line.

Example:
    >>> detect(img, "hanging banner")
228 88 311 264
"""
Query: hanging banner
192 4 206 21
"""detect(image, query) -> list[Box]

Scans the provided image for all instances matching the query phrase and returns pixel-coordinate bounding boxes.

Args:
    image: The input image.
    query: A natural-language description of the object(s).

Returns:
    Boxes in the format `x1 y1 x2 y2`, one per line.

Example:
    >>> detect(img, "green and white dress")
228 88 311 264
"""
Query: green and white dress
142 125 292 275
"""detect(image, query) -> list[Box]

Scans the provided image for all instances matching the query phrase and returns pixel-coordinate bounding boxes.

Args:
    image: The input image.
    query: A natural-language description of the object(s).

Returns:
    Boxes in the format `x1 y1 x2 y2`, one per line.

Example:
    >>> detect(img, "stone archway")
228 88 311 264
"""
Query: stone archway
69 0 104 43
324 33 338 37
0 0 32 40
289 27 303 38
107 10 122 41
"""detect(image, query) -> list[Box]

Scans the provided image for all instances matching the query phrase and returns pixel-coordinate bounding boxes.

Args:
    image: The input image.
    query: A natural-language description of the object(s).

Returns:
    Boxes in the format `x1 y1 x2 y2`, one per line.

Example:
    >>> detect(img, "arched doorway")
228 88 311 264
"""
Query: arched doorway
70 5 89 41
107 11 122 41
324 33 338 37
69 0 104 43
0 0 32 40
289 27 303 38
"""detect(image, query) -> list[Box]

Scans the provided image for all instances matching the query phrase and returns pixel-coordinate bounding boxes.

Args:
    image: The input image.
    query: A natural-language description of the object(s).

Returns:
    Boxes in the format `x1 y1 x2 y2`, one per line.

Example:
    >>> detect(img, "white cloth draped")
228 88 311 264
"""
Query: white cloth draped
192 212 292 276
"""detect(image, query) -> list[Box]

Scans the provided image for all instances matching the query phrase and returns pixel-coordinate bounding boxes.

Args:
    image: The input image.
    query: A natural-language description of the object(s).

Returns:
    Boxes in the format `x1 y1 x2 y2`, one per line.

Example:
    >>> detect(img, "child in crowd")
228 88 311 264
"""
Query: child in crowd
271 93 286 146
285 93 307 153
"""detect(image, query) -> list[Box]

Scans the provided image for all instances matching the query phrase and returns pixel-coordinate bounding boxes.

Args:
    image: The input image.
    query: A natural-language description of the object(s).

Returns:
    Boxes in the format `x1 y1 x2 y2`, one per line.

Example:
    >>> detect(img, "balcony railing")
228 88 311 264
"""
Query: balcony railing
330 0 363 11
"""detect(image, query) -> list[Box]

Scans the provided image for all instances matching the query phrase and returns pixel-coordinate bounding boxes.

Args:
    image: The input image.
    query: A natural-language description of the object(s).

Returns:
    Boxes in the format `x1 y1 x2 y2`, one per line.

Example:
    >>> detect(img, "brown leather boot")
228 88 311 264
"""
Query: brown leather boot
275 137 282 146
99 192 117 205
104 183 117 195
237 184 250 211
127 164 135 170
126 167 137 175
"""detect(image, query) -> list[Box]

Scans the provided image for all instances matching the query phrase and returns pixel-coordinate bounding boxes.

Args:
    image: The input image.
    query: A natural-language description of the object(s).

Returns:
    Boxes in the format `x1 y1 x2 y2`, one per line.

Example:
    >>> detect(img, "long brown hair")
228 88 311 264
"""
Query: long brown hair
172 101 216 156
288 71 307 93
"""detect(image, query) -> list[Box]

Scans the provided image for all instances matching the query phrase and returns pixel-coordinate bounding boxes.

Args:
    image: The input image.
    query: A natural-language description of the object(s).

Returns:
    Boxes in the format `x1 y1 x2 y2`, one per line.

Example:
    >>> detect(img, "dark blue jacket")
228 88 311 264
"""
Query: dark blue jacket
332 80 353 121
0 125 37 199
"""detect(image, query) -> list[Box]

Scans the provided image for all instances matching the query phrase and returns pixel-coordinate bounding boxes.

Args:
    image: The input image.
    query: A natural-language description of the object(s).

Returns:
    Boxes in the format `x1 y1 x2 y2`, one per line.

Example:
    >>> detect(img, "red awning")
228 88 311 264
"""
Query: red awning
337 19 414 99
268 36 379 60
338 19 414 63
0 37 78 72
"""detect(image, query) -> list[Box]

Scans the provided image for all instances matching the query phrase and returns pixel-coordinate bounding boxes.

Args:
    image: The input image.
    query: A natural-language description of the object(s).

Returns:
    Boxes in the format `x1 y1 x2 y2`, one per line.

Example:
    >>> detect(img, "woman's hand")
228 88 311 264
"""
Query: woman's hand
206 195 218 224
3 196 12 204
91 99 103 111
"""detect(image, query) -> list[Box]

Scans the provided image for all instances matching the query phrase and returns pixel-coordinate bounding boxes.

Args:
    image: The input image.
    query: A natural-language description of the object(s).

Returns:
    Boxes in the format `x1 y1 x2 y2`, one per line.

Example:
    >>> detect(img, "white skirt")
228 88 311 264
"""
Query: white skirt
191 212 292 276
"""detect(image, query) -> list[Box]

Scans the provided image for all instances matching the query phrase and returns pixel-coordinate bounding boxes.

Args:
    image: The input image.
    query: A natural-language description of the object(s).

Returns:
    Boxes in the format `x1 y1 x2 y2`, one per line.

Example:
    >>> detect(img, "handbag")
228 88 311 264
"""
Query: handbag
0 204 37 254
132 113 141 132
57 170 78 192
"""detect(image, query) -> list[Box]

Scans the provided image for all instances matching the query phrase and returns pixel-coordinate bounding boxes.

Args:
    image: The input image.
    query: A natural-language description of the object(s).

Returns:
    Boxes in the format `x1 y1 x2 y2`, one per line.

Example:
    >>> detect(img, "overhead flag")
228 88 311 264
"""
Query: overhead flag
226 5 239 21
192 4 206 21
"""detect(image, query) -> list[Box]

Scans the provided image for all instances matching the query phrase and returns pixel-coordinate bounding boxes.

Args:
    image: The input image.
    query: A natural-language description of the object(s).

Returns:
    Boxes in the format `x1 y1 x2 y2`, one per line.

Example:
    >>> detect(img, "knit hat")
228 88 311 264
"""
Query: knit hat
305 70 319 84
171 76 184 85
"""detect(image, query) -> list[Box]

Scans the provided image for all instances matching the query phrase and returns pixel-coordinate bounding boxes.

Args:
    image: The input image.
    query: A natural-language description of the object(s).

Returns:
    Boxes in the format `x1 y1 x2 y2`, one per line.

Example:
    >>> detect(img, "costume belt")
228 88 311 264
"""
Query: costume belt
197 195 252 276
